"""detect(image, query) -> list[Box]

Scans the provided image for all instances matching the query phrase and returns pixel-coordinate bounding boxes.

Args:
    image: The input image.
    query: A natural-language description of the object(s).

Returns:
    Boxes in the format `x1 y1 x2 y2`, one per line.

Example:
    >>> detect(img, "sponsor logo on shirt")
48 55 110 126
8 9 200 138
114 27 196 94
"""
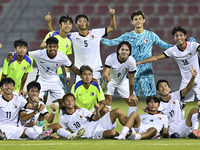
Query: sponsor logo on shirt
22 67 26 70
66 44 68 48
90 92 94 96
144 39 149 43
40 61 45 63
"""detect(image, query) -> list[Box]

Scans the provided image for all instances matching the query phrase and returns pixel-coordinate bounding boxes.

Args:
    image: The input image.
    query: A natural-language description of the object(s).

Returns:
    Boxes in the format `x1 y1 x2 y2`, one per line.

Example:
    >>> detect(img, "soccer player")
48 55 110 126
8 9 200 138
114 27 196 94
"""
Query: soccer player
0 78 53 140
1 39 33 96
155 66 200 138
101 9 173 97
102 41 137 115
45 6 116 83
71 65 108 115
115 96 168 140
59 93 128 139
137 26 200 107
18 81 56 131
41 14 73 92
28 37 80 111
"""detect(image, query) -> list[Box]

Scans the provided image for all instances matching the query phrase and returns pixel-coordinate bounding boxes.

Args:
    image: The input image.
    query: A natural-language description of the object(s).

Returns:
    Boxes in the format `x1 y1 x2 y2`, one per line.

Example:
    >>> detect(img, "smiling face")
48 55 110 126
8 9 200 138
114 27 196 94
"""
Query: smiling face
132 14 145 29
76 17 89 30
118 44 130 62
63 95 76 109
1 82 14 95
173 31 186 45
157 82 171 97
60 20 72 33
46 44 58 58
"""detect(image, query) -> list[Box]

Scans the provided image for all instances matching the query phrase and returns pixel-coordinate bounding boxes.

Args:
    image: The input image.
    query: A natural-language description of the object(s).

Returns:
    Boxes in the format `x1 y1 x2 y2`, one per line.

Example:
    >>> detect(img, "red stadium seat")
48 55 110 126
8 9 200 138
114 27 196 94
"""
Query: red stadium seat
148 17 160 27
107 30 122 38
157 5 170 14
30 41 42 50
89 17 102 27
52 5 64 15
36 29 49 39
82 5 95 14
177 17 189 26
192 17 200 27
143 5 155 14
153 29 165 39
118 18 131 27
113 5 125 14
0 5 3 14
187 5 199 14
97 5 110 15
162 17 174 27
127 5 140 15
172 5 184 15
66 5 80 14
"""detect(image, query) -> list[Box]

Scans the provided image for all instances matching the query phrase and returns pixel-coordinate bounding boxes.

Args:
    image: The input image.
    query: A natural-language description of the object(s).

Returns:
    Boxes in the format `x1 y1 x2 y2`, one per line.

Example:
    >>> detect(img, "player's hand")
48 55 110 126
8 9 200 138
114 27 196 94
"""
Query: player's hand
6 52 14 63
138 102 149 113
45 12 52 23
108 6 115 16
38 104 45 112
129 94 138 105
92 78 98 83
0 43 2 49
19 89 27 97
136 62 140 66
189 65 197 78
66 77 70 86
50 103 56 112
105 75 112 82
163 125 170 135
94 102 100 111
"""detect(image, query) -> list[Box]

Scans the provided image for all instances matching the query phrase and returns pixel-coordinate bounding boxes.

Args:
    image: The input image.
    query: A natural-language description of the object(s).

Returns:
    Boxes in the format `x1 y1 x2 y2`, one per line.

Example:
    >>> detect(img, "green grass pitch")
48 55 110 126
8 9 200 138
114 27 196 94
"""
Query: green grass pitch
1 100 200 150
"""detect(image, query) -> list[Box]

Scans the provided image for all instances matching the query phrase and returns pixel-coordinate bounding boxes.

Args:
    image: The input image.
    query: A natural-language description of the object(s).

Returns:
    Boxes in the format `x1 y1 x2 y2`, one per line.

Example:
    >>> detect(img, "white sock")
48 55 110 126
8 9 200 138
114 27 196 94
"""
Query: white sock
120 126 130 136
191 113 199 130
105 105 111 111
128 106 137 116
57 128 71 139
25 128 39 140
131 127 136 134
33 125 43 134
135 134 141 140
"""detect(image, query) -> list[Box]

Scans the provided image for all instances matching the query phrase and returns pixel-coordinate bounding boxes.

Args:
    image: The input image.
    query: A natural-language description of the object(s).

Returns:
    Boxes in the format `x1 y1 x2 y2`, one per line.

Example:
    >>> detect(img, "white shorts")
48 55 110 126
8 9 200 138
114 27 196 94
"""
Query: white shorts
134 122 160 139
169 119 192 138
102 79 132 98
38 78 65 102
76 71 101 84
92 112 116 139
0 124 26 139
179 80 200 102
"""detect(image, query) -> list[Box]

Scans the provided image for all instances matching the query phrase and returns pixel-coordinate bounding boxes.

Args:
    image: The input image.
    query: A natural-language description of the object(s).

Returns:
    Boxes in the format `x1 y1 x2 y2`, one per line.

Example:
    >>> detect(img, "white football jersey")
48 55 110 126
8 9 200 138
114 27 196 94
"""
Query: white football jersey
139 113 168 132
105 53 137 84
59 108 97 138
18 101 48 127
158 91 184 124
69 28 106 71
29 50 72 83
0 94 28 126
164 42 200 84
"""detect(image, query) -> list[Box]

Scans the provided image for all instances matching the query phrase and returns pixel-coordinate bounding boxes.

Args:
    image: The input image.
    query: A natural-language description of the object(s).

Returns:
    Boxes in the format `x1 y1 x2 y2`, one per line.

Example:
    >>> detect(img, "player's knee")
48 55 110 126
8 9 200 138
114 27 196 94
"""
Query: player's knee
102 107 109 114
129 111 139 118
109 130 118 137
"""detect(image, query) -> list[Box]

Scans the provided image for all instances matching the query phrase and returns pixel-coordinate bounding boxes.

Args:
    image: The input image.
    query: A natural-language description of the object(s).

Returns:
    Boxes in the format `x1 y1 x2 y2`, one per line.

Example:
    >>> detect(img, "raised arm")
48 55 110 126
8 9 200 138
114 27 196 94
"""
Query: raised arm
106 6 117 34
181 66 197 97
137 53 166 66
45 12 55 32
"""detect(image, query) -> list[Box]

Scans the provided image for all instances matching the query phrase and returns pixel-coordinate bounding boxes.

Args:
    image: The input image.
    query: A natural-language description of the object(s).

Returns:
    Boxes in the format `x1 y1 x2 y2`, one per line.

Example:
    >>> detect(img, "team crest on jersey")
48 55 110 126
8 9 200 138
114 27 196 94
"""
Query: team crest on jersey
124 67 128 71
90 35 94 39
158 117 161 120
172 101 176 105
90 92 94 96
22 67 26 70
55 63 59 66
78 115 83 119
13 105 17 109
65 44 68 48
188 53 192 57
144 39 149 43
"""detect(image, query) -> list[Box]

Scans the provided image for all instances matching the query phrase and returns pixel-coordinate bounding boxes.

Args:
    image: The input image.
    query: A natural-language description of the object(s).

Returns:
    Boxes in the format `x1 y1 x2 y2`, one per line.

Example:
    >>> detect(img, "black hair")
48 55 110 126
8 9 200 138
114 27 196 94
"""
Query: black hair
75 14 89 24
46 37 59 45
59 15 73 24
156 79 170 90
14 39 28 48
62 93 76 103
117 41 132 56
27 81 41 92
146 96 160 104
131 9 145 20
80 65 93 75
0 78 15 87
172 26 187 36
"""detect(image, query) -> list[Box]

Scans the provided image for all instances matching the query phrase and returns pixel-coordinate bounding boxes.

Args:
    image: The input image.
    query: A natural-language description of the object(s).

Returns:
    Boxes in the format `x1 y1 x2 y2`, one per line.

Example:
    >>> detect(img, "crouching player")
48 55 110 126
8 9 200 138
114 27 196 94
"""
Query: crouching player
115 96 168 140
0 78 52 140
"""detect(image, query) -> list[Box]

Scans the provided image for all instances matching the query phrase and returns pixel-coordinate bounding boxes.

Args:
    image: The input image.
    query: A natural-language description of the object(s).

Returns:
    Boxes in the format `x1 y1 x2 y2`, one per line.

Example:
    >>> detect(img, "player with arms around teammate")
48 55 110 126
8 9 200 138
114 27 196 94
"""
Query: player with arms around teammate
1 39 33 96
137 26 200 107
101 9 173 97
59 93 130 139
71 65 108 116
28 37 80 111
102 41 137 115
45 7 116 83
0 78 52 140
41 14 73 92
115 96 169 140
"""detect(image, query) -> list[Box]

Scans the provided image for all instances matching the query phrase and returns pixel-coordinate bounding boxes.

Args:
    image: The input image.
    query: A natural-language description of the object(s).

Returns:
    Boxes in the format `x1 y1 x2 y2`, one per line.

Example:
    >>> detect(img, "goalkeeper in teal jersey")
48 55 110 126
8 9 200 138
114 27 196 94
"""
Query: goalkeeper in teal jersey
101 9 173 97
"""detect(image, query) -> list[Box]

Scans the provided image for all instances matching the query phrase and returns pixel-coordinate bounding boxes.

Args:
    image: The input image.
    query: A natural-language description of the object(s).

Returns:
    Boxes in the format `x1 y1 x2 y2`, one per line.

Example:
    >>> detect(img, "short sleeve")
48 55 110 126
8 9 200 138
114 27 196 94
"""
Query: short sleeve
128 56 137 72
25 57 33 73
104 55 112 68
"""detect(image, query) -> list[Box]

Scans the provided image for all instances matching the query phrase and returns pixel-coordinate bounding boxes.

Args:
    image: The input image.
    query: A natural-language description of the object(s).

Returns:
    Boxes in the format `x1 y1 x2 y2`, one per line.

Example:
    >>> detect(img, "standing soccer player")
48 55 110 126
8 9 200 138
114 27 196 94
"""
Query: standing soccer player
45 6 116 83
102 41 137 115
28 37 80 111
1 39 33 96
101 9 172 97
137 26 200 107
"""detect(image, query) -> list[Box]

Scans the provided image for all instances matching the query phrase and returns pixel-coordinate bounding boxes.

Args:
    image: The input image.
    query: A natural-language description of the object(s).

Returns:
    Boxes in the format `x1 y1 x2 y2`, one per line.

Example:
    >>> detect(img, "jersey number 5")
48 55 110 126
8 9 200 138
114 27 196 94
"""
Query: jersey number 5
84 40 88 47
